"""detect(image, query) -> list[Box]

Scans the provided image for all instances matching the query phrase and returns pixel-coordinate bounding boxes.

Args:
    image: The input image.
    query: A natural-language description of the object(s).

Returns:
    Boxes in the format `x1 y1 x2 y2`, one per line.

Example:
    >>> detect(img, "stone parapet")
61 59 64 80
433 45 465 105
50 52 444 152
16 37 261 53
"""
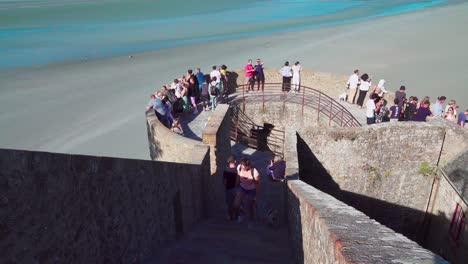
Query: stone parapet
146 110 208 163
287 179 448 264
0 147 210 263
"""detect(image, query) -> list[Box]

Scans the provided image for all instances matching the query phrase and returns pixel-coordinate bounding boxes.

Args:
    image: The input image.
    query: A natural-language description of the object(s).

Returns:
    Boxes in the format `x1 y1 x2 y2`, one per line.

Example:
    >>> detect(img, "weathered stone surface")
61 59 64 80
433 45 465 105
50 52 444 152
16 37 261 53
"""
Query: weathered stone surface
287 179 448 264
0 148 209 264
146 110 208 164
296 122 446 240
202 104 232 216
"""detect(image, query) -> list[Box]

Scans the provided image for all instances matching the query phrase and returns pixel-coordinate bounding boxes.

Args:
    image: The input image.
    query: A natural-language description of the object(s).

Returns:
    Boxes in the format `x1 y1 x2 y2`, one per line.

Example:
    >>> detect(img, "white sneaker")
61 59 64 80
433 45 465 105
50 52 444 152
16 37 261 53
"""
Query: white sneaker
237 215 244 223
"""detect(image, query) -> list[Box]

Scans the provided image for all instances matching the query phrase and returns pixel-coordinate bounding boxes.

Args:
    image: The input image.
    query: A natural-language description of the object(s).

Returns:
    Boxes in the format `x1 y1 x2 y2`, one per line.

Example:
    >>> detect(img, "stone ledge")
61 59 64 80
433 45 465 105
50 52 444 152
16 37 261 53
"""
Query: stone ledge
146 110 209 164
287 179 448 264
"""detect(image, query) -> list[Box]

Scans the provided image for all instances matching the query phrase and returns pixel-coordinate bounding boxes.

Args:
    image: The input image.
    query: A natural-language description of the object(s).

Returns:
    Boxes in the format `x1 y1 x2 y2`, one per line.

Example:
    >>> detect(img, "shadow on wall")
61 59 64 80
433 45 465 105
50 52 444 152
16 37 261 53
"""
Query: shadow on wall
147 121 163 159
286 173 304 264
296 134 454 261
226 71 239 95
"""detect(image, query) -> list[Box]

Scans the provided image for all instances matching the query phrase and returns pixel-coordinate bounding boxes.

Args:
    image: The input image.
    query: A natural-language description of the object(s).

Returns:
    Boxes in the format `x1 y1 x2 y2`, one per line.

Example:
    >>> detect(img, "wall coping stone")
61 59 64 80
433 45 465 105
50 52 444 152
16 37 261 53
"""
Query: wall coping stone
287 179 449 264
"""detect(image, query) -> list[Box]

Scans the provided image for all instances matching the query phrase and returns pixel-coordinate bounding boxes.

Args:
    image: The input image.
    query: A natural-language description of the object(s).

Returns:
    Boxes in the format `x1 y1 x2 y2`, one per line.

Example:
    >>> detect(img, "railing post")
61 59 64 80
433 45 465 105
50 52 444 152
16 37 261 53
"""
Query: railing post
340 110 344 127
235 110 239 140
283 91 286 112
317 93 321 123
242 85 245 112
302 85 305 116
329 100 333 126
262 87 265 112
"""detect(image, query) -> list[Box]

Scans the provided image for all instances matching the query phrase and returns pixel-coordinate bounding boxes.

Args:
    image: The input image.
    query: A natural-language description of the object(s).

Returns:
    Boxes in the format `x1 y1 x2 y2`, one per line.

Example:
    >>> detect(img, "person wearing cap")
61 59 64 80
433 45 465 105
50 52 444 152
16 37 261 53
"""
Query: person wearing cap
395 86 406 111
433 96 446 117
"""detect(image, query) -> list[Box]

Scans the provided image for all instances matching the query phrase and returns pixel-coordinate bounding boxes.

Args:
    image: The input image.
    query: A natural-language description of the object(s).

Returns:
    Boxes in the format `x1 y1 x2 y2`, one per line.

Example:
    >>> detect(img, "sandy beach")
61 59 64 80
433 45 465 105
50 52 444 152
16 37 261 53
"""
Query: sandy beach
1 2 467 160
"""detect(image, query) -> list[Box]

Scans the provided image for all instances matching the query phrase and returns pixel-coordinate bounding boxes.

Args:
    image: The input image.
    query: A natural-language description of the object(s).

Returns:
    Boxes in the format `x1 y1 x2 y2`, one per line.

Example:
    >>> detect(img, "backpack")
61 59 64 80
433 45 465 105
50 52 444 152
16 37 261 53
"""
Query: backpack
166 89 178 103
209 82 220 96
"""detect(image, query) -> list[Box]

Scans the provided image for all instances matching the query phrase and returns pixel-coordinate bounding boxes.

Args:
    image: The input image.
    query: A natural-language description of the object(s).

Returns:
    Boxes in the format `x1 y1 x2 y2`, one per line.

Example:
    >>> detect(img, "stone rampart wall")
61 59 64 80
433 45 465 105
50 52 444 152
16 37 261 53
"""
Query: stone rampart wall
283 121 446 263
424 174 468 263
296 122 446 240
202 104 232 216
287 179 448 264
241 102 325 130
146 110 208 164
0 147 210 263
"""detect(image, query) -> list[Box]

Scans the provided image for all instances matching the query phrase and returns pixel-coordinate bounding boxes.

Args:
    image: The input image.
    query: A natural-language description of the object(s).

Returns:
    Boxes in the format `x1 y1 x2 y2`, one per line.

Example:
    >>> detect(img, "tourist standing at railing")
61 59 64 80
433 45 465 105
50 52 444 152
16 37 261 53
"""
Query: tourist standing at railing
292 61 302 93
457 109 467 127
356 73 371 107
444 107 457 123
376 79 387 98
187 69 199 89
210 65 221 85
244 59 255 92
200 77 210 111
188 77 199 114
220 65 228 93
414 101 433 122
209 76 220 111
388 99 401 121
233 158 260 228
180 83 190 112
346 69 360 104
196 68 204 92
395 86 406 112
445 100 457 117
280 61 293 92
433 96 446 117
254 59 265 92
157 91 175 126
146 93 171 128
365 93 379 124
375 98 390 123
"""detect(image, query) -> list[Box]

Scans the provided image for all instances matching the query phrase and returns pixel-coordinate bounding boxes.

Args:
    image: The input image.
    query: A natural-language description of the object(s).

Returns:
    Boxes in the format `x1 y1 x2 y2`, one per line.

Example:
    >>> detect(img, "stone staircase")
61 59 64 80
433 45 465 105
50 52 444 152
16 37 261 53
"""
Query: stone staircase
146 216 292 264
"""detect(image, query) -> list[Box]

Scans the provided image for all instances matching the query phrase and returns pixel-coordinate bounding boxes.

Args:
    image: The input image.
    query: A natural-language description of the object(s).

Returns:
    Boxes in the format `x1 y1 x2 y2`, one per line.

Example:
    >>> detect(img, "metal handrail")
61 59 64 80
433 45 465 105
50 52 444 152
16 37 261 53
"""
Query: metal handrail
229 103 285 155
229 83 361 127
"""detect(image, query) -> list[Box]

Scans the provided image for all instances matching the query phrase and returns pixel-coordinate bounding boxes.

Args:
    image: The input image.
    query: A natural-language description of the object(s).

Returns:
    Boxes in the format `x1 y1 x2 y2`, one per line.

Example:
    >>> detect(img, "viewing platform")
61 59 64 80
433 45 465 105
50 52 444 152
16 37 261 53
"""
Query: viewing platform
1 70 466 264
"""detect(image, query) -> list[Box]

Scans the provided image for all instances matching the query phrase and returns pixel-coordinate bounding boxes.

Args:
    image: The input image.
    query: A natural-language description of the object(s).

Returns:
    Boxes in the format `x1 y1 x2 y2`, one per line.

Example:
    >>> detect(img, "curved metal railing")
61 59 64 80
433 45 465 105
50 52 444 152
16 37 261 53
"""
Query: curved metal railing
230 103 285 155
228 83 361 127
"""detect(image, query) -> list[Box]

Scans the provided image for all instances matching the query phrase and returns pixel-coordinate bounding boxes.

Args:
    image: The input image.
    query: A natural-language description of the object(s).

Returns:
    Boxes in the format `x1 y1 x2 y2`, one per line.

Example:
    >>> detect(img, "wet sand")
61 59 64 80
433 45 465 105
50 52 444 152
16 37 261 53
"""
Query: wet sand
1 2 467 159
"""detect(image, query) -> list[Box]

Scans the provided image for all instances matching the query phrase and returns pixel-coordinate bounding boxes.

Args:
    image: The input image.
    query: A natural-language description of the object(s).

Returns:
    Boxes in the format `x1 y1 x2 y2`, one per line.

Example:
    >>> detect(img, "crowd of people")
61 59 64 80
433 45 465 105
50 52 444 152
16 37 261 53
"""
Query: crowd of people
223 154 285 228
345 69 467 127
243 59 303 93
145 66 230 133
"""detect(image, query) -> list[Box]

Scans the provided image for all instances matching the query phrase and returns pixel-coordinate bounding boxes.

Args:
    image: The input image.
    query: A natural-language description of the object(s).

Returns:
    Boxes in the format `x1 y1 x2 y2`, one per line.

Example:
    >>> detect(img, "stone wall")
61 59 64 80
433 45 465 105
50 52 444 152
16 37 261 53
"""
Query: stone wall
287 179 448 264
146 110 208 164
0 147 210 264
296 122 446 240
424 174 468 264
232 68 396 102
241 102 326 131
202 104 232 216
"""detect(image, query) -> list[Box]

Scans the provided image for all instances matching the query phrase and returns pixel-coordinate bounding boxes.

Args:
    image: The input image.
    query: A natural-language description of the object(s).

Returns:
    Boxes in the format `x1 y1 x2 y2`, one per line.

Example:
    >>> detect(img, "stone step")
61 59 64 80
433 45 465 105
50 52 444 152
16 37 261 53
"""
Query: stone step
146 217 292 264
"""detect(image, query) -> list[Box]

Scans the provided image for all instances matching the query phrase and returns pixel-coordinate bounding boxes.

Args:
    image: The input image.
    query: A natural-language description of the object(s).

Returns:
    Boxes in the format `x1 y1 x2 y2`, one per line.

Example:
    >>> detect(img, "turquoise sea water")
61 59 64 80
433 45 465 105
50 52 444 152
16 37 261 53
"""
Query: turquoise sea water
0 0 460 68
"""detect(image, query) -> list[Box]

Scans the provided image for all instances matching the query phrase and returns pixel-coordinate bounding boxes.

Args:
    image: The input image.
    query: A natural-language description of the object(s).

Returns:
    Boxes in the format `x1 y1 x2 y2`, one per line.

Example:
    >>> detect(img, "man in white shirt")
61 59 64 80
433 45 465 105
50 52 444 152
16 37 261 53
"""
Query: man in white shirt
210 65 221 84
346 69 360 104
366 93 379 125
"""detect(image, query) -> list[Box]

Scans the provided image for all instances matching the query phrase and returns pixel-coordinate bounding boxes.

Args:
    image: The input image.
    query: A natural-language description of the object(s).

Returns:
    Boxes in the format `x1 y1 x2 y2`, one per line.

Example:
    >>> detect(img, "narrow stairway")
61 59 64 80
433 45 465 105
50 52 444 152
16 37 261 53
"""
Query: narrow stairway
146 215 292 264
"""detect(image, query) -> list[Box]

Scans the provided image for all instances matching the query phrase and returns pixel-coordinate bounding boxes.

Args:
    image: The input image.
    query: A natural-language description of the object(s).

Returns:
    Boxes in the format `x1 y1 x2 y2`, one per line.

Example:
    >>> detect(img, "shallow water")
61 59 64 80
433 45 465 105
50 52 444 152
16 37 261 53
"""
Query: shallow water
0 0 463 68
